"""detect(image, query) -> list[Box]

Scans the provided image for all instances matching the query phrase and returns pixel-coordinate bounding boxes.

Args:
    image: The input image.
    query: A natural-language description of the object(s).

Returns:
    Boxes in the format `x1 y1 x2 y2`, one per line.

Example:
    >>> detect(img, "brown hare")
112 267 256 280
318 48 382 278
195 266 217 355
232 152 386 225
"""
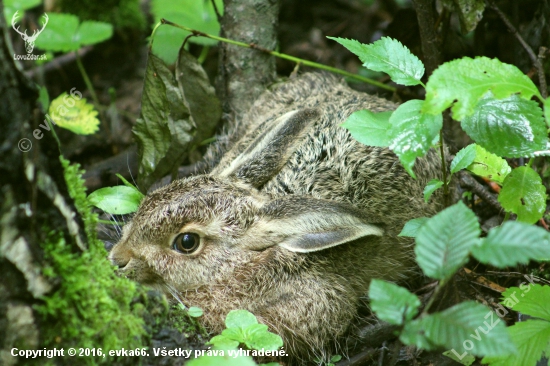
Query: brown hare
109 73 444 363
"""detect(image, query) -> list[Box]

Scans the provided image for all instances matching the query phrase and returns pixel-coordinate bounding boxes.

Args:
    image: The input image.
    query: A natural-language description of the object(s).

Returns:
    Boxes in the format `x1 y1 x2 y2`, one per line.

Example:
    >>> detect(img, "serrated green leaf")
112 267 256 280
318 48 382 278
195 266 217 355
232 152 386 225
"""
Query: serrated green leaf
400 318 437 350
34 13 80 52
415 202 480 280
341 110 392 147
225 310 258 329
424 179 444 203
467 144 511 184
462 94 547 158
76 21 113 46
502 285 550 321
423 57 541 120
369 280 421 325
151 0 223 64
451 144 477 174
482 319 550 366
544 97 550 128
245 325 283 351
498 166 547 224
48 93 100 135
471 222 550 267
388 100 442 178
399 217 429 237
328 36 424 86
88 186 143 214
221 327 245 343
188 306 203 318
422 301 515 357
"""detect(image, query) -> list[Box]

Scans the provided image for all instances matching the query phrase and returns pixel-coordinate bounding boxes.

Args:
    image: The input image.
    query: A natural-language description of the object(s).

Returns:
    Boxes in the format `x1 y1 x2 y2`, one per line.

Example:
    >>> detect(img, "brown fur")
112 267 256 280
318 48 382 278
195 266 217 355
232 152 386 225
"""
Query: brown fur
109 73 445 363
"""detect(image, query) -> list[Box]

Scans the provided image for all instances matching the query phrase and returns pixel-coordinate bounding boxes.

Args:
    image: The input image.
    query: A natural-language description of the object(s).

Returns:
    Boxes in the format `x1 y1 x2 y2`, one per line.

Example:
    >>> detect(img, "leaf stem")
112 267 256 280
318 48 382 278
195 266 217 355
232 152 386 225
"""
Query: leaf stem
160 19 396 92
421 278 447 316
75 53 109 135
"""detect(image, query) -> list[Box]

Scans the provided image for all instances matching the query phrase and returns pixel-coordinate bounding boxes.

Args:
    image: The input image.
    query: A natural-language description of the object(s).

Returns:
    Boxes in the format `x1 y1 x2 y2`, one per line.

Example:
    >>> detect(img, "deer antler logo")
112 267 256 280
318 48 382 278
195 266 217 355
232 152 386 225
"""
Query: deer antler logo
12 11 49 54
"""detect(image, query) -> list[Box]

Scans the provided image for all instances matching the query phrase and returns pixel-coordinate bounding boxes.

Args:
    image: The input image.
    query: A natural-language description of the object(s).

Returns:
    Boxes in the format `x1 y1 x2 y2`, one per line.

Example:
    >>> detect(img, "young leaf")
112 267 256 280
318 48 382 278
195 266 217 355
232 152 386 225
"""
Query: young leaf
423 179 444 203
423 57 542 120
461 94 547 157
225 310 258 329
498 166 547 224
471 222 550 266
388 100 442 178
467 144 511 184
188 306 204 318
415 202 480 280
482 319 550 366
48 93 100 135
400 318 437 350
245 326 283 351
501 285 550 321
115 174 143 194
451 144 476 174
398 217 429 238
341 110 392 147
422 301 515 357
369 280 421 325
328 36 424 86
88 186 143 214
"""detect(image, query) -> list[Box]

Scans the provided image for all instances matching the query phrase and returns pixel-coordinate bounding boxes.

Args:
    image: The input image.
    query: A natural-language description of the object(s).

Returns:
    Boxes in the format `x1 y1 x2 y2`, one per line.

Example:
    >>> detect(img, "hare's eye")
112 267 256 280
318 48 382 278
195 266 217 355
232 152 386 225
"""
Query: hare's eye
172 233 200 254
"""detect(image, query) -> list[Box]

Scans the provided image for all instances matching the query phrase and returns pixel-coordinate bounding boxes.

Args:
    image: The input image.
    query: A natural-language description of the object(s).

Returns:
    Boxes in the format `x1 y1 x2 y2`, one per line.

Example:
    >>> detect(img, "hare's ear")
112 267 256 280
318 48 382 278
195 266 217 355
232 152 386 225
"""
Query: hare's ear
217 108 320 188
245 197 384 252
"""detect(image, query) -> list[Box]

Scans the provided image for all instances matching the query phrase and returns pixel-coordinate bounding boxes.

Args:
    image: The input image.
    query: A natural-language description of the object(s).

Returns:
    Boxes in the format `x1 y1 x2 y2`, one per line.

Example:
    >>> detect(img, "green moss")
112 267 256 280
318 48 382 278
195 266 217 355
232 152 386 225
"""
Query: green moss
34 158 148 364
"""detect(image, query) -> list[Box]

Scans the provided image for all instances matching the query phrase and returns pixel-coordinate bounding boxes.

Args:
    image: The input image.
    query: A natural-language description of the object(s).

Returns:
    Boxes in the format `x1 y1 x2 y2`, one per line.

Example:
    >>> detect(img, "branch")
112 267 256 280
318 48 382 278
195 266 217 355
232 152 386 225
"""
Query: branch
486 0 548 99
411 0 442 76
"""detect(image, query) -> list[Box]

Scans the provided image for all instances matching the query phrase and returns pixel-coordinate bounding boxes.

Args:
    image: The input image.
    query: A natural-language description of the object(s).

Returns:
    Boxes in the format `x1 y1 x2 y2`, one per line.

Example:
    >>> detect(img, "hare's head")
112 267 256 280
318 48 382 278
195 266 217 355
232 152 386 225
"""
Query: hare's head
109 108 386 296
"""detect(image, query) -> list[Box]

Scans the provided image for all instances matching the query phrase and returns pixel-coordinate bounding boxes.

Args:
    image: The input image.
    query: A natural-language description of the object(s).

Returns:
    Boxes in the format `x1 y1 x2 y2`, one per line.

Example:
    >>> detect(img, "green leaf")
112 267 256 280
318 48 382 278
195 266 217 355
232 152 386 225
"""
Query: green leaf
424 179 444 203
151 0 223 64
76 21 113 46
544 97 550 128
330 355 342 363
451 144 477 174
328 36 424 86
3 0 41 22
341 110 392 147
38 85 50 111
422 301 515 357
471 222 550 267
221 327 245 343
225 310 258 329
115 174 143 194
188 306 203 318
245 326 283 351
415 202 480 280
88 186 143 214
423 57 542 120
369 280 421 325
502 285 550 321
467 144 511 184
48 93 100 135
482 319 550 366
442 349 476 366
400 318 437 350
388 100 442 178
461 94 547 158
134 48 221 191
35 13 80 52
398 217 429 238
498 166 547 224
34 14 113 52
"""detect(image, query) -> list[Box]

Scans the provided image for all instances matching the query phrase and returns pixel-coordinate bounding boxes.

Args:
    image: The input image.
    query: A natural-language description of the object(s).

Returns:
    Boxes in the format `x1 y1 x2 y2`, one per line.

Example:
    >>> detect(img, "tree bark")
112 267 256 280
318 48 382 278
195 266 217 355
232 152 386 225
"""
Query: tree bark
411 0 442 76
217 0 279 119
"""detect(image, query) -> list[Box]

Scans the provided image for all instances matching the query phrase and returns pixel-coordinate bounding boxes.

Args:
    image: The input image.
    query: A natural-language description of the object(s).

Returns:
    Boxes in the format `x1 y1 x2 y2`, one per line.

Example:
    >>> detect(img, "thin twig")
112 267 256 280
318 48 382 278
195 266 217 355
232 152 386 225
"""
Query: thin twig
210 0 223 23
487 0 548 99
159 19 396 92
25 46 93 78
457 171 503 212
